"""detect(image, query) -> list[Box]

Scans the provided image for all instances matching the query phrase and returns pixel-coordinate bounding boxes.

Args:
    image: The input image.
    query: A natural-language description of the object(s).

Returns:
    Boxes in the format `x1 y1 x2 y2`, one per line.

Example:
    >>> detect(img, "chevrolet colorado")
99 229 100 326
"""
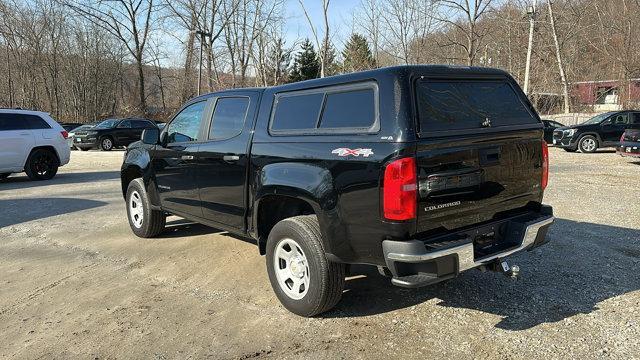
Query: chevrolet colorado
120 65 554 316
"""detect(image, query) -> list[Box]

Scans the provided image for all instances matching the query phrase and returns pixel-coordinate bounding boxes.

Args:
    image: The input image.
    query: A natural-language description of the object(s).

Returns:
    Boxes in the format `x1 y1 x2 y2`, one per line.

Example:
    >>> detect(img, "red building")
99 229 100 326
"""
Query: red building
572 79 640 111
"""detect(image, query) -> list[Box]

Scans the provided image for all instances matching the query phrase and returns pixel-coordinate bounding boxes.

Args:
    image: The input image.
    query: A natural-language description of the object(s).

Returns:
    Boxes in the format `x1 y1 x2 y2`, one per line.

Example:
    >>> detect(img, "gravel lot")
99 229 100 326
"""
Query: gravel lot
1 148 639 359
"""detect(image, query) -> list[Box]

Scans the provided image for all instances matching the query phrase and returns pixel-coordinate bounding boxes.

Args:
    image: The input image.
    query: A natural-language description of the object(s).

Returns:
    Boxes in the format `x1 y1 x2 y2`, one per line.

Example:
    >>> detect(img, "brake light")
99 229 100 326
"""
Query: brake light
620 133 625 142
541 140 549 190
383 157 417 221
60 131 69 139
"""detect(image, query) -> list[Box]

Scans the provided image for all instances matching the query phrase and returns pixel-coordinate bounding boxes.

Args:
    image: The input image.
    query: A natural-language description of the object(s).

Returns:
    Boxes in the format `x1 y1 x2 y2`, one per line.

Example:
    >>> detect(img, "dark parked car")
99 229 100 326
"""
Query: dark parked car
553 110 640 153
617 129 640 159
542 119 564 144
61 123 83 132
120 65 554 316
73 118 157 151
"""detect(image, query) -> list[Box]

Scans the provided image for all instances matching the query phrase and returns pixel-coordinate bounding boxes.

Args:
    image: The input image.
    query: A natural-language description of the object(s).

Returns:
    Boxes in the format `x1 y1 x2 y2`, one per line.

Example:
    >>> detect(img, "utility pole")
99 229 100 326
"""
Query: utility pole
196 30 212 96
523 0 537 95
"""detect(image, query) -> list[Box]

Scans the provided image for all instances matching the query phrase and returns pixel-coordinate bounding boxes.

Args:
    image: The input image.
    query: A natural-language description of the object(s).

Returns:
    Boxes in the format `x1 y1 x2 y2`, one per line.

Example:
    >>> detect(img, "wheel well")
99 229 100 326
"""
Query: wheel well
256 196 315 255
29 146 60 165
121 166 143 197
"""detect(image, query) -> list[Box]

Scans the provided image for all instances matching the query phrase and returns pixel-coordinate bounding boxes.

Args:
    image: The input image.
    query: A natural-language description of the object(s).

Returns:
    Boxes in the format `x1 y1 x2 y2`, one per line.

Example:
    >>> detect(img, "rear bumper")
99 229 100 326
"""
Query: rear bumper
382 206 554 288
617 143 640 157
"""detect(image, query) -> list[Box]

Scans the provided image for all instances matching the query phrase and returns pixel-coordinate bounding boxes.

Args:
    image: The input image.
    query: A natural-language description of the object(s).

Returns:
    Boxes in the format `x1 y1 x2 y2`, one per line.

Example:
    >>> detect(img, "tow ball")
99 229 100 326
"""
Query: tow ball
485 260 520 279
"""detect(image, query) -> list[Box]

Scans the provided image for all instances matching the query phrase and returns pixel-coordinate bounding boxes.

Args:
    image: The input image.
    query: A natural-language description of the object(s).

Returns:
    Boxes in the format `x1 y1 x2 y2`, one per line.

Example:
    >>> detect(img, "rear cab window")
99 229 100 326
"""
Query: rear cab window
415 79 539 136
270 82 379 135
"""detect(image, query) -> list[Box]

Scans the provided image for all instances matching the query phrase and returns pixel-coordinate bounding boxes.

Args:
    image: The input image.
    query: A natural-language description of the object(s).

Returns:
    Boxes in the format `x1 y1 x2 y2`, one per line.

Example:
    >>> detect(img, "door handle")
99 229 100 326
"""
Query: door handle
181 155 194 160
19 132 30 136
223 155 240 162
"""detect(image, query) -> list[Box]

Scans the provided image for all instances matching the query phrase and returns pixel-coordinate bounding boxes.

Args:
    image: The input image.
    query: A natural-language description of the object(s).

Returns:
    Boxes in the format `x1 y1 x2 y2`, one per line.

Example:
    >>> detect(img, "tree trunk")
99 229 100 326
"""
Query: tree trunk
547 0 570 113
136 55 147 114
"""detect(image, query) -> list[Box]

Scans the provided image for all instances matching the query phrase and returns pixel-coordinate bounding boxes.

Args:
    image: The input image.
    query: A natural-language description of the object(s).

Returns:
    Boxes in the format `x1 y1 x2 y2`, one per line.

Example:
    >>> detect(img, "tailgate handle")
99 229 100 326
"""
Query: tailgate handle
479 148 500 165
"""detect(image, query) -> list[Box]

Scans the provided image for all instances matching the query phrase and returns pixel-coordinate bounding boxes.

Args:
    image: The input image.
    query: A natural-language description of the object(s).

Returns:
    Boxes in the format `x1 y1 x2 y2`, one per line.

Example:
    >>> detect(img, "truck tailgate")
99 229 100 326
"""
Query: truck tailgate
415 130 544 234
413 78 545 235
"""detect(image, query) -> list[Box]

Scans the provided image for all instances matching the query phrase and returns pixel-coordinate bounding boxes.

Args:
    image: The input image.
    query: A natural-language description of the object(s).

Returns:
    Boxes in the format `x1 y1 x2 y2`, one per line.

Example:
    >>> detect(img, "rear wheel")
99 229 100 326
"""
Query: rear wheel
579 135 598 153
126 178 166 238
100 137 114 151
25 149 59 181
266 215 345 317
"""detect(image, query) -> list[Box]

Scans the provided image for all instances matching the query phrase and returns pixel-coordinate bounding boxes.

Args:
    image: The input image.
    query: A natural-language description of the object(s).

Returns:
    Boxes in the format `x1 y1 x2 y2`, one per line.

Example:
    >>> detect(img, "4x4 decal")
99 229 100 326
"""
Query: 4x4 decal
331 148 374 157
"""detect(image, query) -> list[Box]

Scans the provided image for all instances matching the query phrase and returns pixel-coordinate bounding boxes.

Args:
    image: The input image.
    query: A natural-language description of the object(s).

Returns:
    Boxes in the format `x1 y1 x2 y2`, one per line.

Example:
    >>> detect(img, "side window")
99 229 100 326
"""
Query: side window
167 101 207 143
208 97 250 140
117 120 132 128
319 89 375 129
612 113 629 125
0 113 27 130
132 120 152 128
271 93 324 131
24 115 51 129
632 113 640 124
270 83 378 134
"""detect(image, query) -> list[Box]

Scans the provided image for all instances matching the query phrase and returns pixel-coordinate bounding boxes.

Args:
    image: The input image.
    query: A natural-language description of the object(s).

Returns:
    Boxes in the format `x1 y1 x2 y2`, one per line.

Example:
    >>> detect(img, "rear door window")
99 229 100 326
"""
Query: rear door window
416 80 537 134
0 114 23 131
208 97 250 140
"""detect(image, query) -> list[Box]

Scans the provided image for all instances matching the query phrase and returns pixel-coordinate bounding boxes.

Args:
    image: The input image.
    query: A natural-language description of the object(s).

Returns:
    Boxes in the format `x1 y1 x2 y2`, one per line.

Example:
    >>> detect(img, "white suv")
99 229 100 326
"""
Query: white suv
0 109 71 181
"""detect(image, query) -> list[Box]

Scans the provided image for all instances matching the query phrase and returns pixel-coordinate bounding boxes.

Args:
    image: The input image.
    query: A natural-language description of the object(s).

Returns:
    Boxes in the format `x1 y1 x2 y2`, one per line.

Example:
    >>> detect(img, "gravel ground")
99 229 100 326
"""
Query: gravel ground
0 148 639 359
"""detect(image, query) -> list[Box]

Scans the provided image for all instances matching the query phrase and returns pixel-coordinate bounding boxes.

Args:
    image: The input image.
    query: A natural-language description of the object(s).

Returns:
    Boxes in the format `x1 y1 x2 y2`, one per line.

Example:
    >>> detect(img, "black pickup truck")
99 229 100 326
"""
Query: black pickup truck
120 65 554 316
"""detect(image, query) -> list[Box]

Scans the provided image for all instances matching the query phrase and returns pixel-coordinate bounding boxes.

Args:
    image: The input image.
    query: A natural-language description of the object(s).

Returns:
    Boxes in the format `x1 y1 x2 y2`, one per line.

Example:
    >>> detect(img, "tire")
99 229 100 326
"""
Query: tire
24 148 59 181
578 135 598 153
266 215 346 317
564 148 577 153
100 136 114 151
126 178 166 238
80 147 90 152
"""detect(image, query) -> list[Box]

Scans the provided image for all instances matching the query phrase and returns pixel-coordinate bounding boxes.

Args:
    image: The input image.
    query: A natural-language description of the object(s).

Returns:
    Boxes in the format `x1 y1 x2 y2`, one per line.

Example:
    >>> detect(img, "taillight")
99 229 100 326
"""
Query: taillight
60 131 69 139
541 140 549 190
620 133 625 142
383 157 417 221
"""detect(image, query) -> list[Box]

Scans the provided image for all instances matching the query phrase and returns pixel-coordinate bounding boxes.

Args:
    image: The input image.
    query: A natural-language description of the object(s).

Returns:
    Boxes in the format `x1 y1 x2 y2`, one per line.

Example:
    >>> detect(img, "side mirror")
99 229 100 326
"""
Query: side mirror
141 128 160 145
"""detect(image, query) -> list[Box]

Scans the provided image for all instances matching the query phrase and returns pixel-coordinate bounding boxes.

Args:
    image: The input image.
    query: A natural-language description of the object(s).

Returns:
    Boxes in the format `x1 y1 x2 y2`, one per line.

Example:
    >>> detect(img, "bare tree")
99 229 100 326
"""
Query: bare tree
62 0 158 113
547 0 569 113
438 0 493 66
297 0 330 77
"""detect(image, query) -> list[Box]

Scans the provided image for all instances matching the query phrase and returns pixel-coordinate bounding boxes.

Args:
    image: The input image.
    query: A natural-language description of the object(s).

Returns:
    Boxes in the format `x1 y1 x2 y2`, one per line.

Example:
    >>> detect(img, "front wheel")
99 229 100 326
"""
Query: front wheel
100 137 114 151
266 215 346 317
579 135 598 153
126 178 166 238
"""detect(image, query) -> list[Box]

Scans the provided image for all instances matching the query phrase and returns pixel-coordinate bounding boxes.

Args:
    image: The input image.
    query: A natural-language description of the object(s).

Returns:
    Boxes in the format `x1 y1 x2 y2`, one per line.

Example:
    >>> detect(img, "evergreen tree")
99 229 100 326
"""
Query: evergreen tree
322 42 341 76
289 39 320 83
342 33 376 73
266 38 293 85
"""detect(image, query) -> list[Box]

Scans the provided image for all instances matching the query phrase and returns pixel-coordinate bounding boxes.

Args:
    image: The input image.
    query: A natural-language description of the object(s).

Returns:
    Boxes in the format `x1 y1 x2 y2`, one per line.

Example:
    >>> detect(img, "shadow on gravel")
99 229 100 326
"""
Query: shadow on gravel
325 218 640 331
0 197 107 227
0 171 120 191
